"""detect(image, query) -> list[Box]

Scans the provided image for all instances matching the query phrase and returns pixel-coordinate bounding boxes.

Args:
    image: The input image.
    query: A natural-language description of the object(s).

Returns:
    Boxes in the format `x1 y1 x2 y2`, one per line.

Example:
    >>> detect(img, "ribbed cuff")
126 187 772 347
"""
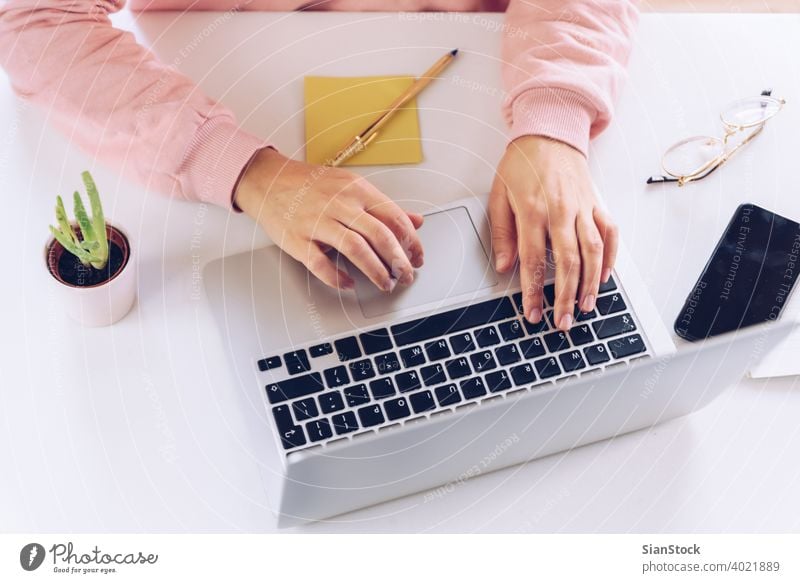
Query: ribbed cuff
181 119 268 211
508 88 595 157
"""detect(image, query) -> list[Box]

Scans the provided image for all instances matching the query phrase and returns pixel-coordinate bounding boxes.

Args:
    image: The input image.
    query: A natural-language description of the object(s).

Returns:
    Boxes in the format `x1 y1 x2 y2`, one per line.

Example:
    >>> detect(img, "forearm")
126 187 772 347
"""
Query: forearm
501 0 639 156
0 0 264 209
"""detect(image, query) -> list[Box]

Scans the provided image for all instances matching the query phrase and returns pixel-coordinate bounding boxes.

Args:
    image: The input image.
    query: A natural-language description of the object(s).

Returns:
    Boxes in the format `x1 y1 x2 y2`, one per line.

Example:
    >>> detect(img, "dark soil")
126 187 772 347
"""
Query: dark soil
57 241 125 287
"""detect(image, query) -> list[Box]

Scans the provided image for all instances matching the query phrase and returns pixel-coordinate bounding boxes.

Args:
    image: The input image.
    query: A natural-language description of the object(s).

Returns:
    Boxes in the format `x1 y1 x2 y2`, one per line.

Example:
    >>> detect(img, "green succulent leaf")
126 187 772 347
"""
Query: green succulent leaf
82 171 108 264
49 225 91 266
73 190 95 244
55 196 79 248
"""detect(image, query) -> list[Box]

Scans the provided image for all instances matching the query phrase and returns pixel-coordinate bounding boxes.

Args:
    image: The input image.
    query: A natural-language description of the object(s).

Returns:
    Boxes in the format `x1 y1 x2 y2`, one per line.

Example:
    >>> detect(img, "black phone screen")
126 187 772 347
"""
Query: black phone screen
674 203 800 341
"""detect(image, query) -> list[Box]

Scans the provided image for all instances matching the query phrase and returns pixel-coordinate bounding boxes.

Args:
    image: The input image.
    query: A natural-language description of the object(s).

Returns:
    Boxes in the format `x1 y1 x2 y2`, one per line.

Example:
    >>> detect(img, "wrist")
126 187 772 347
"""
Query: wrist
233 146 285 218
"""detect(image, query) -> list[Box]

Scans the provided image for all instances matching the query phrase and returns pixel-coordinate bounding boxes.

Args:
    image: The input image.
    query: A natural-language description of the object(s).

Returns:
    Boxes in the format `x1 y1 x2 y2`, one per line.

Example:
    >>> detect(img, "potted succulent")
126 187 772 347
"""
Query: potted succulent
45 171 136 327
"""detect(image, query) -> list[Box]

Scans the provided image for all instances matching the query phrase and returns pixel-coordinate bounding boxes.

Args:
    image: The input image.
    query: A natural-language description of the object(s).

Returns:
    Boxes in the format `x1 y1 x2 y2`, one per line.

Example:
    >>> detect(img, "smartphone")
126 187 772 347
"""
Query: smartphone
674 203 800 341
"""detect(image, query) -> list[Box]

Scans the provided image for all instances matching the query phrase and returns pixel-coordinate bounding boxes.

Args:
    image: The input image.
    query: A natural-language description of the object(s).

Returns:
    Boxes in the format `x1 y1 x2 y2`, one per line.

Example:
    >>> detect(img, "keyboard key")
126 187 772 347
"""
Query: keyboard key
334 336 362 361
369 377 396 400
399 345 426 368
543 283 555 306
266 373 324 404
470 350 497 373
318 391 345 414
498 319 524 341
344 384 370 407
511 292 524 315
395 370 422 393
485 370 512 393
359 328 393 355
357 404 385 428
593 313 636 339
475 325 501 347
324 365 349 388
519 337 546 359
596 293 626 315
535 356 561 379
559 350 586 372
608 334 646 359
331 411 359 435
306 418 332 442
272 405 296 442
568 324 594 346
384 397 411 420
421 363 446 387
584 343 611 366
435 384 461 407
495 343 521 366
460 377 487 400
523 317 548 335
424 339 451 361
576 309 598 322
292 397 318 421
257 356 281 371
445 356 472 380
283 350 310 375
510 363 537 386
349 359 376 381
450 332 475 354
280 426 306 450
373 353 401 375
409 390 436 413
391 296 516 346
544 331 570 353
309 343 333 358
599 275 617 294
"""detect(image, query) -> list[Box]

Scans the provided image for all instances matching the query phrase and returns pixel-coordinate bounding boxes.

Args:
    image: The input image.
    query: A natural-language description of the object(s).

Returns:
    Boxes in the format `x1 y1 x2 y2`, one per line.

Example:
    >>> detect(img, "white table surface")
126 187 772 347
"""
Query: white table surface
2 10 800 533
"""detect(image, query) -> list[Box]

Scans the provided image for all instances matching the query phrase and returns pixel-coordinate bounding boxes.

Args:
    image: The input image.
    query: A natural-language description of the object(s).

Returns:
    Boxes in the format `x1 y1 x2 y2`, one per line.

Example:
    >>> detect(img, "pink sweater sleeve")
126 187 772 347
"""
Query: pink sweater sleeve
0 0 266 210
501 0 638 156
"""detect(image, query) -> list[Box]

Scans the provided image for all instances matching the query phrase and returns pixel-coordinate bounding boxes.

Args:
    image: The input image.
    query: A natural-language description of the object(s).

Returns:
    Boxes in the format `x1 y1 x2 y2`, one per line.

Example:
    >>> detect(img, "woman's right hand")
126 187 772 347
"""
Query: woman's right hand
234 147 425 291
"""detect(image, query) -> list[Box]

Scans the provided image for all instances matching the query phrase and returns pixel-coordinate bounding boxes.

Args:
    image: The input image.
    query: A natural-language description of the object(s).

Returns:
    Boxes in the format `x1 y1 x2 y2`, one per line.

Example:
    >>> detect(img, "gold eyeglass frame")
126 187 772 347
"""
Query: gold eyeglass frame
647 90 785 186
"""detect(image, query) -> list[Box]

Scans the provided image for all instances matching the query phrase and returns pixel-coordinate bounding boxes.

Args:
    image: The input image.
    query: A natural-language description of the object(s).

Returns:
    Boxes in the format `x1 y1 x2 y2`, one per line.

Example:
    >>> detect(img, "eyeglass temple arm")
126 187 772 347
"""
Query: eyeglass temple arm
646 88 774 185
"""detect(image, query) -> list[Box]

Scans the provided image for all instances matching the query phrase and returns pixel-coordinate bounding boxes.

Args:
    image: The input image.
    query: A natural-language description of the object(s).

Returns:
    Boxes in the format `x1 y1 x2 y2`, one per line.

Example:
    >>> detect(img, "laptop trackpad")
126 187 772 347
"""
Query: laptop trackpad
350 206 497 319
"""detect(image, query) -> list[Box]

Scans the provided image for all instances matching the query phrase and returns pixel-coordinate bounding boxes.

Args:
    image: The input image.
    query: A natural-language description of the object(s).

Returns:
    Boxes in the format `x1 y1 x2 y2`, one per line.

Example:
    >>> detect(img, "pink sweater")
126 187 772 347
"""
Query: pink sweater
0 1 637 210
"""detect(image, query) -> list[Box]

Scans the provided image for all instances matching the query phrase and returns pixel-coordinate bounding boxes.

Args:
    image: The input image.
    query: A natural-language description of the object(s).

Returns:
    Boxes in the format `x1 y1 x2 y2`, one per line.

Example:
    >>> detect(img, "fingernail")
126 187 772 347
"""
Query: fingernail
559 313 573 330
581 294 595 312
601 268 612 283
339 273 354 290
383 277 398 293
495 252 508 271
528 307 542 323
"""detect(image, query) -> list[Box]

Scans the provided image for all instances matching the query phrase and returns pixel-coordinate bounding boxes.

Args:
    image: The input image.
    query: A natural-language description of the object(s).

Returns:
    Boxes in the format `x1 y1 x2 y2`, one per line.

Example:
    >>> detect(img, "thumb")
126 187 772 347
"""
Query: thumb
488 178 518 273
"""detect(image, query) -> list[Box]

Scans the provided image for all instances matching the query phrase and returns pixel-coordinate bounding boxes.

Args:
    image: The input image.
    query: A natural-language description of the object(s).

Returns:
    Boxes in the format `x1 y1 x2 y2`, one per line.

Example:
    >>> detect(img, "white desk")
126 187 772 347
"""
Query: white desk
2 11 800 533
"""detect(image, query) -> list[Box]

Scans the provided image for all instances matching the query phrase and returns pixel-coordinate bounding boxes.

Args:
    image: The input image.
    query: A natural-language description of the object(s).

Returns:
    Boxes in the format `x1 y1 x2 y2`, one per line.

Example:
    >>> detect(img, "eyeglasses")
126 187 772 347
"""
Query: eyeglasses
647 89 785 186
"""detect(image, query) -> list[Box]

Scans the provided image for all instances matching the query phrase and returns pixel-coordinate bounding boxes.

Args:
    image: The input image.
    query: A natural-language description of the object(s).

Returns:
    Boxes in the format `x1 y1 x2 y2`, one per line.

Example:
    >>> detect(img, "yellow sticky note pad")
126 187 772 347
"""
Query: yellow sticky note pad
304 75 423 166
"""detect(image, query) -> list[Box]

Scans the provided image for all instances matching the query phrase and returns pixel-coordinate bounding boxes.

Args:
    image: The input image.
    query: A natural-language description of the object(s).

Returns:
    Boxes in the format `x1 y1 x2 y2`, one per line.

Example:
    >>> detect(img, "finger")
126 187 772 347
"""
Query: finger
488 176 518 273
576 213 603 313
283 236 353 290
594 207 619 283
550 218 582 331
517 218 548 324
359 185 425 268
406 211 425 229
318 221 395 292
336 205 415 285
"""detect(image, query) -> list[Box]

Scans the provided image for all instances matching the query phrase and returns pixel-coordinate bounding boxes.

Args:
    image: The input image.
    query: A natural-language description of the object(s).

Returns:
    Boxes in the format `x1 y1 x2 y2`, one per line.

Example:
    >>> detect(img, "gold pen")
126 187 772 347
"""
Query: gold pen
327 48 459 167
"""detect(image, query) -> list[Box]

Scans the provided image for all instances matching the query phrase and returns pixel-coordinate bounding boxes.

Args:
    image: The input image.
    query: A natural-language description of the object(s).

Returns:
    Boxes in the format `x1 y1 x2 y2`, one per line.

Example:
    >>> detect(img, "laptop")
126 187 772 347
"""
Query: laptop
203 193 792 526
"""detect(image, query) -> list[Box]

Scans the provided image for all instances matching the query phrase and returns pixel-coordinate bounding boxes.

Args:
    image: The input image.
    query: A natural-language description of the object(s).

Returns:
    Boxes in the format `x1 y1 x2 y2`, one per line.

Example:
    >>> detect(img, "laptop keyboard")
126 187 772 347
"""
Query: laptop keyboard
257 276 649 453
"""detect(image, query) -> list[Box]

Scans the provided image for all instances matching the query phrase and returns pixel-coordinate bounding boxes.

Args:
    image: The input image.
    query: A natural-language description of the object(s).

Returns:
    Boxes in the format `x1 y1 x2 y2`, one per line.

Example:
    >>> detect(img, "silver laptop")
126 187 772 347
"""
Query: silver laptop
203 193 792 526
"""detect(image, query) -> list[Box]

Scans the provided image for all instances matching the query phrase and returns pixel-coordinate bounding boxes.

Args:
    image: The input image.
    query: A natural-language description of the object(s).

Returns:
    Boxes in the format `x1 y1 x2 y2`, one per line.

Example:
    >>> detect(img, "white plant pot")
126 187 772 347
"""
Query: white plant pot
45 224 136 327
